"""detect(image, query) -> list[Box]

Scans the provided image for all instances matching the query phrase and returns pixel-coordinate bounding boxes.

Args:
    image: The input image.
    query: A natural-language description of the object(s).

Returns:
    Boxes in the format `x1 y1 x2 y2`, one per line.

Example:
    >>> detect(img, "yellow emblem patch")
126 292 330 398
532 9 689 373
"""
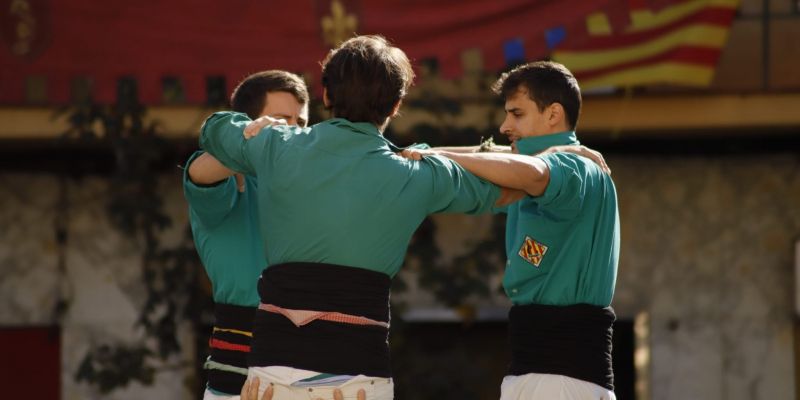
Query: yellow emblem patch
518 236 548 267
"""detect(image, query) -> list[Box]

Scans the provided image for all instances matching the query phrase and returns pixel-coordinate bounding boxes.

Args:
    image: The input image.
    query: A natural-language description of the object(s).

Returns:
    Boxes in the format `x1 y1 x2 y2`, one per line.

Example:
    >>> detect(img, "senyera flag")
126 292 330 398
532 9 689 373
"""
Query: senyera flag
552 0 740 89
0 0 739 105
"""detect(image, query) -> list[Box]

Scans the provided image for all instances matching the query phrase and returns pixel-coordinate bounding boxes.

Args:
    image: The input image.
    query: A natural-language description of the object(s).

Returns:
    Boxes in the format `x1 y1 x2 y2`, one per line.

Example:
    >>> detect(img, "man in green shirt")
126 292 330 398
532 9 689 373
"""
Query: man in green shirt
183 70 309 400
199 35 519 400
402 61 620 400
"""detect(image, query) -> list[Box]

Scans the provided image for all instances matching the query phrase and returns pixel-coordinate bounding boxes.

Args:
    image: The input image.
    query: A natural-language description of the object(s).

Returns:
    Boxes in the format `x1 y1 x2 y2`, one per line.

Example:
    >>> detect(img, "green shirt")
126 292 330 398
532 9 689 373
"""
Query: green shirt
199 112 500 277
183 151 265 307
499 131 619 307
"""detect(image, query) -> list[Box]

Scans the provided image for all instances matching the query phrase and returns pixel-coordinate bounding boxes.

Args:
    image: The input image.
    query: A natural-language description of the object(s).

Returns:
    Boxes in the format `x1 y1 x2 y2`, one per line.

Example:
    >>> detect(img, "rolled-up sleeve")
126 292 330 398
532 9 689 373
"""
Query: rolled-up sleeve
422 155 501 215
182 151 238 229
199 111 268 177
531 153 585 218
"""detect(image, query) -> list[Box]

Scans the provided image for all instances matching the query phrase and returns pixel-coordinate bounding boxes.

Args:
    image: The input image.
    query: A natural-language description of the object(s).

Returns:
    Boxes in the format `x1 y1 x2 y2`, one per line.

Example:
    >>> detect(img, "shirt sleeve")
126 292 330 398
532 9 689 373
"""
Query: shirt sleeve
530 153 586 219
182 151 238 229
422 154 501 215
491 204 509 214
199 111 269 177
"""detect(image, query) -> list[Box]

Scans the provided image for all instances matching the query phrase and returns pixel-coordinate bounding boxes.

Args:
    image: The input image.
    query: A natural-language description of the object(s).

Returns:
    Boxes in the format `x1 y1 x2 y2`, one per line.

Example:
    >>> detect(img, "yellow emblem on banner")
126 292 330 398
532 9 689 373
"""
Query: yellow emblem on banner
321 0 357 47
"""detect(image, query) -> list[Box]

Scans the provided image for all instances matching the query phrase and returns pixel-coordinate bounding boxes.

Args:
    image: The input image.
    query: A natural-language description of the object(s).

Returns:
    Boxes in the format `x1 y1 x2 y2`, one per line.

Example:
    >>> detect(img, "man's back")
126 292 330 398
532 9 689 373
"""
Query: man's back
201 112 501 278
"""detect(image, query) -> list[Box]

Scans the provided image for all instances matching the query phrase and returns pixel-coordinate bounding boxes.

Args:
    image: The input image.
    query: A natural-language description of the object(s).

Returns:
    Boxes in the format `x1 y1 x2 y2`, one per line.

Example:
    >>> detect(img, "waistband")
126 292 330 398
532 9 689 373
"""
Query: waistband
205 303 257 395
508 303 616 391
259 303 390 329
249 262 392 377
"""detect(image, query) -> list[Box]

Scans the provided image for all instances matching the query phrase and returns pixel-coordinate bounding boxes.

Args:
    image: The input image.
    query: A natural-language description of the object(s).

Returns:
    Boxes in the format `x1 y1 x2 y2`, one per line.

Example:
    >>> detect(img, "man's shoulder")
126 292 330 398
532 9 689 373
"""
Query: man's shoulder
539 151 606 178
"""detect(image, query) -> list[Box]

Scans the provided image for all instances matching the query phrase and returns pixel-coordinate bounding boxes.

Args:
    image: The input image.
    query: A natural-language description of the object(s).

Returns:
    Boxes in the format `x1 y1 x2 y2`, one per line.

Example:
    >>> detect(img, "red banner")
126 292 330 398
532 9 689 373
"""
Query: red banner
1 0 732 105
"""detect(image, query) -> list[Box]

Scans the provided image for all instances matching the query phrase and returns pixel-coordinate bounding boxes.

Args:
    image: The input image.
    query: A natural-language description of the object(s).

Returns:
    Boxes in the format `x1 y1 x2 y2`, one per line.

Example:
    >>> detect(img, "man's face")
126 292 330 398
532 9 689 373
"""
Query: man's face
499 87 553 153
259 91 309 127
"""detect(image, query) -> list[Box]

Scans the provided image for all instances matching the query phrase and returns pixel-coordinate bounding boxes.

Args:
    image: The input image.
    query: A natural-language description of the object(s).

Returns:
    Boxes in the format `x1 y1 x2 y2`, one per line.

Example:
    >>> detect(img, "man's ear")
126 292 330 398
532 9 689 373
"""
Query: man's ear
547 103 566 128
390 99 403 118
322 87 331 108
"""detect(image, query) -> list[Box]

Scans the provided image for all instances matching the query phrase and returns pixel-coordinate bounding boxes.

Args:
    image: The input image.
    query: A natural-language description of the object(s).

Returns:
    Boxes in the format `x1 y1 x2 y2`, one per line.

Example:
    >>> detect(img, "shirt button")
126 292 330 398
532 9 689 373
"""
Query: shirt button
506 260 511 266
512 288 518 294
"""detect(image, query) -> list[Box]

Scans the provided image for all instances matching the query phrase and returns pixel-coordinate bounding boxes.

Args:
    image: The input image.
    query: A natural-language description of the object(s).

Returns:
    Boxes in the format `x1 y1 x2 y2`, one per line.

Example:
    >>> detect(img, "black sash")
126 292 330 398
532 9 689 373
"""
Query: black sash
508 303 615 391
248 262 392 377
206 303 256 395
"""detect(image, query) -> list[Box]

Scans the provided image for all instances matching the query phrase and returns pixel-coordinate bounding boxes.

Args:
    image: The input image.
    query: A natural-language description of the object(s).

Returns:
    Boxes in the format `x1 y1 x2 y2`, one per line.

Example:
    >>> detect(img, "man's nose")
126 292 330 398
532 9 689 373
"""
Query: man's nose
499 120 511 135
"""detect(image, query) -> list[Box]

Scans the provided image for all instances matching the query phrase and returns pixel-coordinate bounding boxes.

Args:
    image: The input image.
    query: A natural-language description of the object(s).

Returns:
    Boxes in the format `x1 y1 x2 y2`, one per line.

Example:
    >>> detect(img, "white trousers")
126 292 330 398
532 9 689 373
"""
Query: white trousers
500 373 616 400
203 388 240 400
248 366 394 400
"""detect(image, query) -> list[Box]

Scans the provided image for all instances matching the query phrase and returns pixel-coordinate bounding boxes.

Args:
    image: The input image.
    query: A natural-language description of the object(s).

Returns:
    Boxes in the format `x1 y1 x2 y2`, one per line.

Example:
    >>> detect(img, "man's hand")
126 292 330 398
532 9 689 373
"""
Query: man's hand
334 388 366 400
235 173 246 192
244 116 288 139
399 148 437 161
538 145 610 175
240 377 367 400
241 377 272 400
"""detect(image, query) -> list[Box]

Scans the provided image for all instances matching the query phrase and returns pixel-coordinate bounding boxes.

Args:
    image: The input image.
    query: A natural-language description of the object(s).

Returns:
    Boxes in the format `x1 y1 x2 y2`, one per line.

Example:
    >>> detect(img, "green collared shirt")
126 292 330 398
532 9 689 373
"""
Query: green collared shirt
200 112 500 277
182 151 264 307
498 131 620 307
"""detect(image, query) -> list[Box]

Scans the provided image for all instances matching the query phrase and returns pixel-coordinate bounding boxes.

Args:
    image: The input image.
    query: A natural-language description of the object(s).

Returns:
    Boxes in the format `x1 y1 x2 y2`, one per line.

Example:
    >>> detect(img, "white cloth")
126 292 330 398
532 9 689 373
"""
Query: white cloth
248 366 394 400
500 373 616 400
203 387 240 400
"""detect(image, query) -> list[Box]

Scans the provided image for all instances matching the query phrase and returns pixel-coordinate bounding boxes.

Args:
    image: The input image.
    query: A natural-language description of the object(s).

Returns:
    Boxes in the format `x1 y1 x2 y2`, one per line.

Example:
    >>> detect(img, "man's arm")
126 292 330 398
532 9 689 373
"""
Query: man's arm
199 112 263 176
538 145 610 174
497 187 526 207
414 150 550 197
188 152 246 192
432 145 511 153
182 151 240 229
433 137 511 154
403 143 610 197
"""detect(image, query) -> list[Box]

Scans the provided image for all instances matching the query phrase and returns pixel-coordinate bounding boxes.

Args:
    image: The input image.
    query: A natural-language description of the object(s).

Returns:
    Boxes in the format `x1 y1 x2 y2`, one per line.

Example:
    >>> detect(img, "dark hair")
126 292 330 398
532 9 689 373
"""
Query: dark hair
492 61 582 130
321 35 414 127
230 70 309 120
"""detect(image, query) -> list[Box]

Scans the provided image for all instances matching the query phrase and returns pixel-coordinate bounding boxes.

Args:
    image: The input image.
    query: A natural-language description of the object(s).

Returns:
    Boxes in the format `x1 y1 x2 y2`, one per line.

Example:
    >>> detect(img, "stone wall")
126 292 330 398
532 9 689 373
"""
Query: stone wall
0 174 195 400
0 153 798 399
612 155 799 400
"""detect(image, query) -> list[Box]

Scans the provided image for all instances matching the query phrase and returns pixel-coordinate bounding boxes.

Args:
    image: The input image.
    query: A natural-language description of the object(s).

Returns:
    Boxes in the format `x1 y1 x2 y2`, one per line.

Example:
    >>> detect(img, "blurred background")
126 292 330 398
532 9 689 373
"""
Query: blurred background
0 0 798 399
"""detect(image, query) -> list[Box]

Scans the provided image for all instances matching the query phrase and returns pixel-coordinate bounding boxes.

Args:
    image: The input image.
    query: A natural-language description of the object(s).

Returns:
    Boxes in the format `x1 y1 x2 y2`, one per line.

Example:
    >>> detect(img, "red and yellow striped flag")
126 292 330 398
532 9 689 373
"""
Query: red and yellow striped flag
553 0 740 89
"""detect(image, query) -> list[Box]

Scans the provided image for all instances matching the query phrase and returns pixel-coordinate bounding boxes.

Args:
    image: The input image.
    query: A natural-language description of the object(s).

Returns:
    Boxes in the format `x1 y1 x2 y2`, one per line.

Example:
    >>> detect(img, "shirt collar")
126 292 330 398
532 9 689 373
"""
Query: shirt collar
326 118 407 152
515 131 579 155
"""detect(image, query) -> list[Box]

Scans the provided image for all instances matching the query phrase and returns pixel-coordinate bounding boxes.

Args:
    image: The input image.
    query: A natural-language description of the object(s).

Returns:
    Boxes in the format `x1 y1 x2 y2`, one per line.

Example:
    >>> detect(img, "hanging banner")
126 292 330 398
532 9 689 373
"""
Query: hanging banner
0 0 739 105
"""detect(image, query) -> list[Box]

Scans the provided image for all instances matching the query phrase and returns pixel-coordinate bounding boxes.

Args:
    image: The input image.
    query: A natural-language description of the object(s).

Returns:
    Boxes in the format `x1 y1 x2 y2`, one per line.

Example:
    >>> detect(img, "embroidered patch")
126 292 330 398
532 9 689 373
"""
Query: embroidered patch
518 236 548 267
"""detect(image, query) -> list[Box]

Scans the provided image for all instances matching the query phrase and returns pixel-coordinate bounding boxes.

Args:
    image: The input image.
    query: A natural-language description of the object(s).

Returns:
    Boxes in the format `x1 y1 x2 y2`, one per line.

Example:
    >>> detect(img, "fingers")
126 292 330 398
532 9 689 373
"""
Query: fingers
592 151 611 175
240 378 250 398
399 149 423 161
262 383 274 400
241 377 260 400
332 388 366 400
235 173 246 192
243 119 268 139
579 146 611 175
244 116 286 139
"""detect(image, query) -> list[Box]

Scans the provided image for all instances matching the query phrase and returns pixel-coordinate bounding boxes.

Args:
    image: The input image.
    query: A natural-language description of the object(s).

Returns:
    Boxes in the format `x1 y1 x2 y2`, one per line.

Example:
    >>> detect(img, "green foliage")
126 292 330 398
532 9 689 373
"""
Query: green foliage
61 93 207 393
75 344 155 394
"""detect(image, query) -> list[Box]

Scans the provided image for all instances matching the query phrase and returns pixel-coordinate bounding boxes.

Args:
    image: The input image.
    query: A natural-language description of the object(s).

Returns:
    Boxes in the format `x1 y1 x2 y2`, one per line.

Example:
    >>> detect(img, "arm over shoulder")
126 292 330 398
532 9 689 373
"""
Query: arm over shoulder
420 155 501 215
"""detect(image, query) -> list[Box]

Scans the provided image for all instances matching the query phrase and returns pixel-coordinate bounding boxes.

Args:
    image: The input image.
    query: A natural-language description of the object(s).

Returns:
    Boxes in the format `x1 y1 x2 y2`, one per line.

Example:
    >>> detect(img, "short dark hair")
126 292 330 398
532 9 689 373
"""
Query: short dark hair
492 61 582 130
321 35 414 127
230 70 309 120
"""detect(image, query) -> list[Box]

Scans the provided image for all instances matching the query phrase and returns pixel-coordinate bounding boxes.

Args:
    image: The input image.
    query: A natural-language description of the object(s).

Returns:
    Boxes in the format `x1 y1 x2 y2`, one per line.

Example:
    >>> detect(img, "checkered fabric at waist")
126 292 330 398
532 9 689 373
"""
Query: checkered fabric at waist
259 303 390 329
